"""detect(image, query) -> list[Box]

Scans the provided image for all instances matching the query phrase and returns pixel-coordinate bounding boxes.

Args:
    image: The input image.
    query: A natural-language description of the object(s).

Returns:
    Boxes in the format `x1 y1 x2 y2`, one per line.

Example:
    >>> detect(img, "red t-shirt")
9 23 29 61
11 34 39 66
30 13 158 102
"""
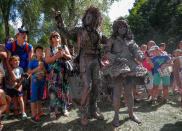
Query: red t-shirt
142 52 152 71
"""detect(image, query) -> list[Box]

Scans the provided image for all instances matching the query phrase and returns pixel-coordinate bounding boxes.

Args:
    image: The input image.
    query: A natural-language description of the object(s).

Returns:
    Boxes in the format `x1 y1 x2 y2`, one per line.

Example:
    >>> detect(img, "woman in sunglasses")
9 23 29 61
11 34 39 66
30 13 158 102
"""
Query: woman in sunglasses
45 31 72 120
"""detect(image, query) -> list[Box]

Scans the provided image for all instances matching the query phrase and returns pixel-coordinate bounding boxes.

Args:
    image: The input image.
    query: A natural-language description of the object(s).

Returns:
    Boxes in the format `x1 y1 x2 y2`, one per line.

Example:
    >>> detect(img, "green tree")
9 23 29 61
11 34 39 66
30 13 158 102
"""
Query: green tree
0 22 15 44
127 0 182 53
101 16 112 37
16 0 43 46
39 0 116 47
0 0 117 48
0 0 16 37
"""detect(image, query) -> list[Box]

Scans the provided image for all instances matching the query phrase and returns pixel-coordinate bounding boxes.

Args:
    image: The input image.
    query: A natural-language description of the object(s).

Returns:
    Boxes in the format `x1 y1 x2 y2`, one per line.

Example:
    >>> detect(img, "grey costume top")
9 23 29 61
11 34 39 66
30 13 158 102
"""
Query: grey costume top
103 36 146 79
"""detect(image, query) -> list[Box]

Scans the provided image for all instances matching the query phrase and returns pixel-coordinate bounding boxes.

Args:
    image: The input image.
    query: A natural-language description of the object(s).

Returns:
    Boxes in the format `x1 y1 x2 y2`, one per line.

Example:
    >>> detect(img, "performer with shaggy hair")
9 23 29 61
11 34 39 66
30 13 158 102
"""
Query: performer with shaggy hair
54 6 107 126
103 18 148 126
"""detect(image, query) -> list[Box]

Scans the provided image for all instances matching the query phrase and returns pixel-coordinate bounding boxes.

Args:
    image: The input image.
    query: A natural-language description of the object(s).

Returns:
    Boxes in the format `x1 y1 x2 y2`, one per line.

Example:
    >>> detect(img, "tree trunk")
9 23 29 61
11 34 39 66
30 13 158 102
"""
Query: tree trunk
0 0 13 38
4 15 9 37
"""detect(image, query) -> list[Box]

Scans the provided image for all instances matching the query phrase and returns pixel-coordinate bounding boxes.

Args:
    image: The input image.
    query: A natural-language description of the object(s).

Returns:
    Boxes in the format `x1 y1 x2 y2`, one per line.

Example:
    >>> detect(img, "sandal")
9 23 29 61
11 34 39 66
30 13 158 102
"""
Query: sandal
38 112 46 118
50 112 56 120
2 114 9 120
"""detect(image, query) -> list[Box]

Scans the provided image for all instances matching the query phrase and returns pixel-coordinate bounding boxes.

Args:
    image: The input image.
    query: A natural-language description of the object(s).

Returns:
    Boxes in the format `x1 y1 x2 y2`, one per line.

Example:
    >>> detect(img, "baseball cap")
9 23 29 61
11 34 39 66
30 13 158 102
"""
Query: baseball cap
15 28 28 35
159 43 166 47
173 49 182 53
149 45 160 52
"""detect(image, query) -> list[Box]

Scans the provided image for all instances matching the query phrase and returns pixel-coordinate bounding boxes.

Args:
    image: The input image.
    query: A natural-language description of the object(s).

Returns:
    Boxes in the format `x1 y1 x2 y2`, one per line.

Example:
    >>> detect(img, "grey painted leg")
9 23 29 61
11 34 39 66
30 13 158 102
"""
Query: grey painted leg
124 84 141 124
112 86 122 127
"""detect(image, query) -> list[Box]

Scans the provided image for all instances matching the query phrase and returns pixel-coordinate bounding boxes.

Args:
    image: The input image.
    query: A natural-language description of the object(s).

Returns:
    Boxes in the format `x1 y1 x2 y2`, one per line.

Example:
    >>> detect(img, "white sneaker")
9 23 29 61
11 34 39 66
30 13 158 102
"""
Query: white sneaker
63 110 69 117
22 113 27 120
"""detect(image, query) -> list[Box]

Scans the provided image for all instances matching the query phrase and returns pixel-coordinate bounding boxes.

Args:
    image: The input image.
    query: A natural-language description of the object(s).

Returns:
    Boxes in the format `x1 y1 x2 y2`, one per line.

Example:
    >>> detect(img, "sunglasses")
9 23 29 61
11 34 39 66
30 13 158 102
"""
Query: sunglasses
68 46 73 49
52 35 60 38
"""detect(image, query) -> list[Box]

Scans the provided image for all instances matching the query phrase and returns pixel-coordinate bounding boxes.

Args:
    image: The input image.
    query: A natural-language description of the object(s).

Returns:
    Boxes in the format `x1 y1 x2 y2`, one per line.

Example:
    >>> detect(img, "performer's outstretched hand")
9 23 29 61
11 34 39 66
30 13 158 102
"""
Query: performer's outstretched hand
51 8 64 28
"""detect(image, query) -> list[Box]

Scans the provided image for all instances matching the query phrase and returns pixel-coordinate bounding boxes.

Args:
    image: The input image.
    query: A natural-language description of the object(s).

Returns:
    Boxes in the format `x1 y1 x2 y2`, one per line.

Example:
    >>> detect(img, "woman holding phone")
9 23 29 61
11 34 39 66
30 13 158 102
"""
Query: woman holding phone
45 31 72 120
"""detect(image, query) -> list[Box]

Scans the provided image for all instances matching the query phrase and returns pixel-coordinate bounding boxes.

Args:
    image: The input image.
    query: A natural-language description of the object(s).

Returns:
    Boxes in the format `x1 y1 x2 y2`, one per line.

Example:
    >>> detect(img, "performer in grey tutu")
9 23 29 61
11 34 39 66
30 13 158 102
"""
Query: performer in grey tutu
54 6 107 126
103 18 149 127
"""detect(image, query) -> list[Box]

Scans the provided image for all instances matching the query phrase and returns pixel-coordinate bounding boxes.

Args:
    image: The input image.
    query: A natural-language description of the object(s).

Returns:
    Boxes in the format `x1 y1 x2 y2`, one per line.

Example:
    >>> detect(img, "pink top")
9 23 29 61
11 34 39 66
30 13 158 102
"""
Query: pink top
142 52 152 71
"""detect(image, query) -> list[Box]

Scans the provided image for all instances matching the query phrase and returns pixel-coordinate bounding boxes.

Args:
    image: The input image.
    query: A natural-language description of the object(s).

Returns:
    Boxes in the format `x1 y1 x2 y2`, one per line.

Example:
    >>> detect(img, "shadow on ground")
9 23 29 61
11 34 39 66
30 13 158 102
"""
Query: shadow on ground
3 116 115 131
160 121 182 131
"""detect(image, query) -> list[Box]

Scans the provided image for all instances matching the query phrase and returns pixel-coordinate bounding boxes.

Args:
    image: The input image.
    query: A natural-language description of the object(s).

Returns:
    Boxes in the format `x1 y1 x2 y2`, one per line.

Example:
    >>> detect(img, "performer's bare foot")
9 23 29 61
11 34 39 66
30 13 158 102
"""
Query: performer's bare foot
81 117 88 126
129 115 141 124
112 114 119 127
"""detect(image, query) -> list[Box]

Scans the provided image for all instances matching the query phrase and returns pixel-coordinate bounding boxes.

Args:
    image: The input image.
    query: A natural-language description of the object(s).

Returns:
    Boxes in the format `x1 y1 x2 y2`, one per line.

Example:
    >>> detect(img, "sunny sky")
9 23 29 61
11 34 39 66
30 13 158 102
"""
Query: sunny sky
108 0 135 22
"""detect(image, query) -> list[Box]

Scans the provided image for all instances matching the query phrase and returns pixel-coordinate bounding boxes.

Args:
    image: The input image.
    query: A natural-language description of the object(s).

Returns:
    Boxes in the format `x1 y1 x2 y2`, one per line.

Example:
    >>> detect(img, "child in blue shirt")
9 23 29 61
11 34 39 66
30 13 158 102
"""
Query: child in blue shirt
28 45 47 123
147 46 172 103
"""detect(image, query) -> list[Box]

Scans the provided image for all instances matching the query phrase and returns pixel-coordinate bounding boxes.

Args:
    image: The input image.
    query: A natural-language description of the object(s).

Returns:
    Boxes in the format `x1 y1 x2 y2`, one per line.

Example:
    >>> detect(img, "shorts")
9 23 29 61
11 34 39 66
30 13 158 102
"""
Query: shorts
30 78 45 103
6 88 23 98
158 81 163 90
153 73 170 86
22 77 31 91
146 71 153 89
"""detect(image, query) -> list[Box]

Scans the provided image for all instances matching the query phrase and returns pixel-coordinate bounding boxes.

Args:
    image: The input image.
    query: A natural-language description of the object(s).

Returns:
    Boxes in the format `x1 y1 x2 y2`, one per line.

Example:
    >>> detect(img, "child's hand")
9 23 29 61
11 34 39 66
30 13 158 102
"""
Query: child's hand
37 72 45 80
9 81 15 86
12 75 18 83
146 57 150 62
37 65 44 72
39 61 44 68
0 52 7 59
161 64 166 70
15 85 22 92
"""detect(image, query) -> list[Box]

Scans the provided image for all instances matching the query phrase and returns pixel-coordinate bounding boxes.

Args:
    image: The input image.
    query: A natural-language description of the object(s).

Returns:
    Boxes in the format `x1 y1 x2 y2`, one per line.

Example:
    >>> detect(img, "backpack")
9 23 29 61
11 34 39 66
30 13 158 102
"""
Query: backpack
12 41 29 53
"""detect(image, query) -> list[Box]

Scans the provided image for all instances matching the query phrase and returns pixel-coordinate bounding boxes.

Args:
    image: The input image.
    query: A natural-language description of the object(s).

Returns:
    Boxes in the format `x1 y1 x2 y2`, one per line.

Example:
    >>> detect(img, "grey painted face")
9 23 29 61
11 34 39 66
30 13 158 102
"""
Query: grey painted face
118 24 127 36
85 13 93 26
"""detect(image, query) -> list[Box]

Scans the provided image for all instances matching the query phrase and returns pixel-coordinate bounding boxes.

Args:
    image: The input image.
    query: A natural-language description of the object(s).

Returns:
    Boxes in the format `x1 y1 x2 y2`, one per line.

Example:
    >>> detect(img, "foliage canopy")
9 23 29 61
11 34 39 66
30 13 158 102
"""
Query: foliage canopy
127 0 182 53
0 0 115 48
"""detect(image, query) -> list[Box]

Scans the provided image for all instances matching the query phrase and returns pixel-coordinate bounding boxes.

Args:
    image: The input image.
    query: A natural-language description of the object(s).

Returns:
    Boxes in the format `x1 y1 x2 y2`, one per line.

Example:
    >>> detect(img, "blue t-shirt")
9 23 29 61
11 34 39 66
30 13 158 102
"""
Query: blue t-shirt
151 55 171 73
28 59 48 79
5 40 33 71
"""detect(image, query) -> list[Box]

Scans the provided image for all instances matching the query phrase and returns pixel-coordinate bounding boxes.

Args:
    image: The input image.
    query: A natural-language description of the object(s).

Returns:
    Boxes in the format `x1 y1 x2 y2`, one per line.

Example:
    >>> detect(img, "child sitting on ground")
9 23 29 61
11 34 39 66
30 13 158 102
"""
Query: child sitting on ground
28 45 47 123
0 89 11 131
5 55 27 120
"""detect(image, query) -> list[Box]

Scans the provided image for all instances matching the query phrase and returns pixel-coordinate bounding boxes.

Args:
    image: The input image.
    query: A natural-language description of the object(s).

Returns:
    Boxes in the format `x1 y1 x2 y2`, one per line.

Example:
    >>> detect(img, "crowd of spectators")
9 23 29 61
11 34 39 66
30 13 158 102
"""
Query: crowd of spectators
0 27 182 130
